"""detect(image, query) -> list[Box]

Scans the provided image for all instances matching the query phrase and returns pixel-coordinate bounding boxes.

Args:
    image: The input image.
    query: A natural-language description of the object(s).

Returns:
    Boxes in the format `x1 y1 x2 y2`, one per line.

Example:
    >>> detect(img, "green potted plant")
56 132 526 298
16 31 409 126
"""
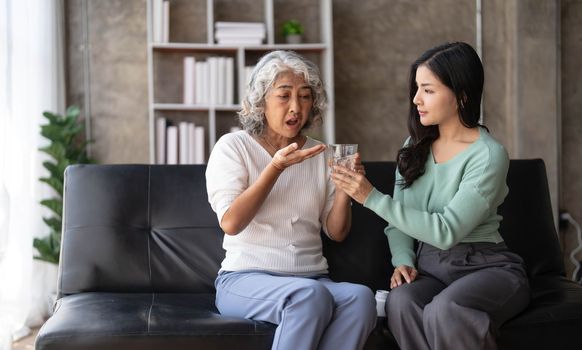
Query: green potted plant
281 19 304 44
34 105 93 264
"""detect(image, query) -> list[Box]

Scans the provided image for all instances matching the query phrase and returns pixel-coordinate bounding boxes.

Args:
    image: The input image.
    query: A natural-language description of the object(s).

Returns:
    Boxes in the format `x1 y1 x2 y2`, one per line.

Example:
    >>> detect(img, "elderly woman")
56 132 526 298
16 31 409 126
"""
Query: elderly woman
205 50 376 350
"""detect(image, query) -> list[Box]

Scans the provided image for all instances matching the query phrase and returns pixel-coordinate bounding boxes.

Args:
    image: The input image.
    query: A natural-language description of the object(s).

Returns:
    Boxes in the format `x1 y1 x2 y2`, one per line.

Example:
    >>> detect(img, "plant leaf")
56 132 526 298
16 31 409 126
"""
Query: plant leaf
39 142 67 160
42 111 62 125
65 105 80 119
33 235 60 264
39 177 63 195
40 198 62 217
41 161 64 181
42 217 62 233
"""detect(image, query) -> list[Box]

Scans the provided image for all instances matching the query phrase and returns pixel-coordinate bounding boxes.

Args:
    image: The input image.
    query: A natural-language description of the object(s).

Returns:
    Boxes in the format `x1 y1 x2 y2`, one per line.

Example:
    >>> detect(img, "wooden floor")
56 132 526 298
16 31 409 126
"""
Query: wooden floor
12 327 38 350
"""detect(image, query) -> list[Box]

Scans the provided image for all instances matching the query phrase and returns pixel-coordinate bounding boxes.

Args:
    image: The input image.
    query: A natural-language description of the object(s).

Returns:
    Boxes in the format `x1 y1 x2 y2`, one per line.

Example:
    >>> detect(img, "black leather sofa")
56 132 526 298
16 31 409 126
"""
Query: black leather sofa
36 159 582 350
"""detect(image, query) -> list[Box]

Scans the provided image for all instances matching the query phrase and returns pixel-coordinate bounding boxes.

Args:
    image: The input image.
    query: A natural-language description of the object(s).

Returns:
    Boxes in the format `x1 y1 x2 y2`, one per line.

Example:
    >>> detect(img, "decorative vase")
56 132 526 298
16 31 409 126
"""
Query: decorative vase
285 34 302 44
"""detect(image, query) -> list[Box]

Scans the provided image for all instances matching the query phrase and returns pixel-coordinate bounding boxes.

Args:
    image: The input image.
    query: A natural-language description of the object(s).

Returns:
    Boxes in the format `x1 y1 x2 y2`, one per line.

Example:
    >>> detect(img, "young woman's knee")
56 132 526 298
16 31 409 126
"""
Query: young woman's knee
385 286 419 316
423 293 458 323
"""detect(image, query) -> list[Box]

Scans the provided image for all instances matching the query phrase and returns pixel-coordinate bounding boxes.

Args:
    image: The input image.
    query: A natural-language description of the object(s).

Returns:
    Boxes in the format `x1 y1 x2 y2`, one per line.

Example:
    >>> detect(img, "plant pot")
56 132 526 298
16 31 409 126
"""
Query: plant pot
285 34 302 44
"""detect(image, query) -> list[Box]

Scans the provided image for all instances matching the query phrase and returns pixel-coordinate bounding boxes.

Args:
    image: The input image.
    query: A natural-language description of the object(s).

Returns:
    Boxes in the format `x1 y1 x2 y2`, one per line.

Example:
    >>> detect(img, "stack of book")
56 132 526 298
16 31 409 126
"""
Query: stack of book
183 56 235 105
156 118 205 165
156 119 242 165
215 21 266 45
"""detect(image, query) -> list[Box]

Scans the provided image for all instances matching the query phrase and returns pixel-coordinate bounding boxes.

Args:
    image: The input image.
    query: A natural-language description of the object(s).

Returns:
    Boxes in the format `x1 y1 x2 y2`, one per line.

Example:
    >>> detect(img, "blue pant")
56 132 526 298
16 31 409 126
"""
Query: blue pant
215 271 377 350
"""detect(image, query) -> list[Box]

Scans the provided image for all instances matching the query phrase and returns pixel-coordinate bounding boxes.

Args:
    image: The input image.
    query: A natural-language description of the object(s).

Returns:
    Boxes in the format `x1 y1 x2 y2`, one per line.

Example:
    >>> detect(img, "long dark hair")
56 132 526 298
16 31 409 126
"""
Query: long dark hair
396 42 486 188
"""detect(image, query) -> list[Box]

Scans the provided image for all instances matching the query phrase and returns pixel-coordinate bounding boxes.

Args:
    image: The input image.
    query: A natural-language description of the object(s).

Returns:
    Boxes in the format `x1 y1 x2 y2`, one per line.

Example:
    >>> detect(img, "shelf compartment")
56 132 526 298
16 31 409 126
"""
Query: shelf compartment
147 0 334 163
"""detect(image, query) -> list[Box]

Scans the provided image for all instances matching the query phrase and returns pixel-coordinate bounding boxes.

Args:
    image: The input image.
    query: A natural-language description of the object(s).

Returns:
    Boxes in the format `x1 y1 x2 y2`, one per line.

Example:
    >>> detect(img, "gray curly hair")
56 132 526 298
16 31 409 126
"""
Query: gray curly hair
238 50 328 136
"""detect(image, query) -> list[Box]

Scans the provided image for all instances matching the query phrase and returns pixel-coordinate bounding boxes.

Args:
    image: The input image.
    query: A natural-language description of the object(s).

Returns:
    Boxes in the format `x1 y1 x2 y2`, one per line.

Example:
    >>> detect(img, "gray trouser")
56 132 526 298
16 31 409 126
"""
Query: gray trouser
385 242 530 350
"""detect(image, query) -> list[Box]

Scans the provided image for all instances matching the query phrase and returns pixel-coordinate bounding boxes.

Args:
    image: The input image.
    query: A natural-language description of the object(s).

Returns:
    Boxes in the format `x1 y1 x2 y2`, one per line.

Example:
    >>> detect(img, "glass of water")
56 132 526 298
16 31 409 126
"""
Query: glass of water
328 144 358 171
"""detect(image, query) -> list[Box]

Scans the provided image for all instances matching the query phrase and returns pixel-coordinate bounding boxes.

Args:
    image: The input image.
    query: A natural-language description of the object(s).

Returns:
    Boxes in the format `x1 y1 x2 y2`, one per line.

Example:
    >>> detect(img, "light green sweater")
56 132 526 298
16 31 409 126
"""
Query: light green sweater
364 128 508 268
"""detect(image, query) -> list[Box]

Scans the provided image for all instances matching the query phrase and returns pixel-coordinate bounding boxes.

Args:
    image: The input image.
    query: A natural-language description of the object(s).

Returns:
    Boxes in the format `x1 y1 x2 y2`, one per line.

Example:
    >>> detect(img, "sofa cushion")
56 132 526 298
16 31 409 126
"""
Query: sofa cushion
36 293 275 350
497 276 582 350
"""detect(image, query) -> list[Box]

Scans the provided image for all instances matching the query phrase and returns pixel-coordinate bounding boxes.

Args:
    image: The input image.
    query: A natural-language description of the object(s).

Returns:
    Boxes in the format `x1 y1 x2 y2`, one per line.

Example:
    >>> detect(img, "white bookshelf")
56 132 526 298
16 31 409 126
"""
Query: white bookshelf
147 0 335 163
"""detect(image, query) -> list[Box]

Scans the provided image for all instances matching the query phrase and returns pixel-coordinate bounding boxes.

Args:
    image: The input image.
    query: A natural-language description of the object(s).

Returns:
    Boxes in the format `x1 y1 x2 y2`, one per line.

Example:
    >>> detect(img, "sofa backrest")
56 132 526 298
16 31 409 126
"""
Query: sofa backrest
59 159 563 298
497 159 564 277
322 162 395 291
59 164 225 297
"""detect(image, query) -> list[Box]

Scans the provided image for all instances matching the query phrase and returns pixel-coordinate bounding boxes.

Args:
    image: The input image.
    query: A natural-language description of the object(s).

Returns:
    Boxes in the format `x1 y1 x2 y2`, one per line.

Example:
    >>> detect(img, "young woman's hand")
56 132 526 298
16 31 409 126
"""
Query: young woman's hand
351 153 366 175
390 265 418 289
330 157 373 204
271 143 326 171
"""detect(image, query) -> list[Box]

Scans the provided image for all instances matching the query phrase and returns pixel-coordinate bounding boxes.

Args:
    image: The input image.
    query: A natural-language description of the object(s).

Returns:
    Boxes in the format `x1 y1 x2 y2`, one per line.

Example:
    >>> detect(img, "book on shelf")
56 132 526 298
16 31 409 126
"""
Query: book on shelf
152 0 162 42
214 21 265 29
214 21 265 28
215 30 266 40
216 38 264 45
152 0 170 43
208 57 218 105
202 62 210 104
214 28 266 38
183 57 196 104
179 122 189 164
217 57 225 105
194 126 205 164
166 125 178 165
187 123 196 164
155 117 166 164
215 32 266 40
162 0 169 42
225 57 234 105
195 61 204 104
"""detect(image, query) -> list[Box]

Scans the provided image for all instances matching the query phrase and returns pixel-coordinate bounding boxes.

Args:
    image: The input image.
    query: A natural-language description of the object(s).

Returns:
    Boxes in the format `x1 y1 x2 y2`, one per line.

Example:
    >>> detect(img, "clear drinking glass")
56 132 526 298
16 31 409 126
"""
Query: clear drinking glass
328 144 358 171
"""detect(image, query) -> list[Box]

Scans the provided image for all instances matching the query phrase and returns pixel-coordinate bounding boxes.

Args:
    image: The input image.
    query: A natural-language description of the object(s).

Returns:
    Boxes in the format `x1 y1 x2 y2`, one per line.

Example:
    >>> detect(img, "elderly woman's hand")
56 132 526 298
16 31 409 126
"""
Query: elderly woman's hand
330 161 374 204
271 143 326 171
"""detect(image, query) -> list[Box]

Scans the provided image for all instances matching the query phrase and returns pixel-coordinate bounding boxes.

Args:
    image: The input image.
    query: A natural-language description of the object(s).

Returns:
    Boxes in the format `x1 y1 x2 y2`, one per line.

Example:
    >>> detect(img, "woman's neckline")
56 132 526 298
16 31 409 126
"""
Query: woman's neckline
430 127 483 166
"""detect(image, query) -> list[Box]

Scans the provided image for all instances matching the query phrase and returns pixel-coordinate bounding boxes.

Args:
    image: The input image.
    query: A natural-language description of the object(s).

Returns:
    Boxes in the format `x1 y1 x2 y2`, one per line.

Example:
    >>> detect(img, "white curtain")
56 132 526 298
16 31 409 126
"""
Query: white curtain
0 0 65 348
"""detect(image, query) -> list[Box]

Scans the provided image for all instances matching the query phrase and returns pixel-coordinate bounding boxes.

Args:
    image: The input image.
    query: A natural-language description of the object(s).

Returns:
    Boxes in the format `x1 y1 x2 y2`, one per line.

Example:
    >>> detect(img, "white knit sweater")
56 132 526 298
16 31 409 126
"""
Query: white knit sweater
206 131 335 275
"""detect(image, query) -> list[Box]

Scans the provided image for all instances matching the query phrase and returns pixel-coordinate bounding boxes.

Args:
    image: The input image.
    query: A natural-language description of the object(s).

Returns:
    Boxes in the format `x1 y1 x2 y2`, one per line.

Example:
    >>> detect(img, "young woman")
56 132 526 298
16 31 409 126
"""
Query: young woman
332 42 530 350
205 50 376 350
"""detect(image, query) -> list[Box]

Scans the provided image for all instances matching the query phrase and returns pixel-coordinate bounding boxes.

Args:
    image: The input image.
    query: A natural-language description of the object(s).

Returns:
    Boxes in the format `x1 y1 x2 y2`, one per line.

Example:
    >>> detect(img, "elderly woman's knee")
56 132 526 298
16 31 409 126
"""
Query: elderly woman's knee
349 285 376 318
289 280 334 317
